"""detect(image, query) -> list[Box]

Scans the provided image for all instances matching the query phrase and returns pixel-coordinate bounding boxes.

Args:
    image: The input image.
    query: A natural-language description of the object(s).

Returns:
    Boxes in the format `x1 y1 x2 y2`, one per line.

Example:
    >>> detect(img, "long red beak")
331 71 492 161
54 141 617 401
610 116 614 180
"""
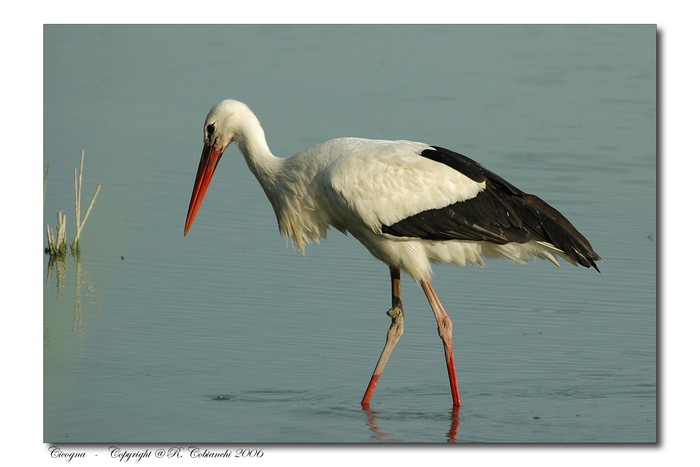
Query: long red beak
184 143 222 236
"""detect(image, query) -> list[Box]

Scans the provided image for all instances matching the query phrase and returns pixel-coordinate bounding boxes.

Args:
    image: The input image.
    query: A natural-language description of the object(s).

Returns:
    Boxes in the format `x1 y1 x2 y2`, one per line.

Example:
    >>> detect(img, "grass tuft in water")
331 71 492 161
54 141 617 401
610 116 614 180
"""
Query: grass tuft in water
45 150 101 260
46 209 67 257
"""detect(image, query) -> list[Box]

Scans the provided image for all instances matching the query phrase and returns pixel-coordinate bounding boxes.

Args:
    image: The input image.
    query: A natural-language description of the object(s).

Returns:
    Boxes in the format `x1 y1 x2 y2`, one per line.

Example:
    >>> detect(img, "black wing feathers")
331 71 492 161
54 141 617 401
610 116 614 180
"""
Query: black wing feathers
381 146 601 270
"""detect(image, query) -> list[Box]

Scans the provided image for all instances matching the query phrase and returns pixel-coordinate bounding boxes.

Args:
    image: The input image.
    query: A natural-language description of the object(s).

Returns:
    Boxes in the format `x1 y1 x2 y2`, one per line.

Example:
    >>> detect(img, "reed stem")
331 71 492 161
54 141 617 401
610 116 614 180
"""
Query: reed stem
44 162 49 206
71 149 100 253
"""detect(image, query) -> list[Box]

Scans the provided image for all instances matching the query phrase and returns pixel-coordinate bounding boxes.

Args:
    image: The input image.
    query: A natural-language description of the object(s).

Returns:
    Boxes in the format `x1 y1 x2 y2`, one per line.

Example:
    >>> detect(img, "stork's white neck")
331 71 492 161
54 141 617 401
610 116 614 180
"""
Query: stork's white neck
211 99 330 251
234 119 283 192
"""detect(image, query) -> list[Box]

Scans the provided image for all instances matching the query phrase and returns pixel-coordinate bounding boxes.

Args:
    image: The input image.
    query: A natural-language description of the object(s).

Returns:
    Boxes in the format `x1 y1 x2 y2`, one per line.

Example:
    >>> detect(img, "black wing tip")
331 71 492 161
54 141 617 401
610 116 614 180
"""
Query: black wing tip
588 258 601 273
575 248 601 272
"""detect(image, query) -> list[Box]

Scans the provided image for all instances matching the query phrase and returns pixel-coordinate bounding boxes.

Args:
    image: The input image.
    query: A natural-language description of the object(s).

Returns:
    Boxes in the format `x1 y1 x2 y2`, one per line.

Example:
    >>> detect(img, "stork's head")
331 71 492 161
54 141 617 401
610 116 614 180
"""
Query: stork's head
184 99 260 236
202 99 260 153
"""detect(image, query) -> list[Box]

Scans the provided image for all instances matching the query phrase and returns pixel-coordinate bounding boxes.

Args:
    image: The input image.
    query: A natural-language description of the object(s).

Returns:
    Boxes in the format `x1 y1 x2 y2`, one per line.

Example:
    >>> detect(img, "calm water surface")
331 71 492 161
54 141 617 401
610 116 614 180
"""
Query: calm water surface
43 25 656 443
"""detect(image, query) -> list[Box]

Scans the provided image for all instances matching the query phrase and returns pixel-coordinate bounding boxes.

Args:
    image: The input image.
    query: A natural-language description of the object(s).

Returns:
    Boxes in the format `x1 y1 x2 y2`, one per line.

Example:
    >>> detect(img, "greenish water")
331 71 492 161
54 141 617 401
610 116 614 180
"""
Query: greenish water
43 25 656 443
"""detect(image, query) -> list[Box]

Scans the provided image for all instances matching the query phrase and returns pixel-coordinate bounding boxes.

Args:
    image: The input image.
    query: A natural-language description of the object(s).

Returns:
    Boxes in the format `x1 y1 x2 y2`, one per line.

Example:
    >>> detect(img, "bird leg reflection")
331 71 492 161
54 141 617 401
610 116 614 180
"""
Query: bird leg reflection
447 405 461 443
362 403 462 442
361 266 404 406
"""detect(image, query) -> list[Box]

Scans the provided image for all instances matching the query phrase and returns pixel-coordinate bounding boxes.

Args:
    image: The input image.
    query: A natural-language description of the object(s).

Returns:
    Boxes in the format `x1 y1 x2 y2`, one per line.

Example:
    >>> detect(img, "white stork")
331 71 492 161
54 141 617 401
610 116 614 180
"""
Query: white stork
184 99 600 407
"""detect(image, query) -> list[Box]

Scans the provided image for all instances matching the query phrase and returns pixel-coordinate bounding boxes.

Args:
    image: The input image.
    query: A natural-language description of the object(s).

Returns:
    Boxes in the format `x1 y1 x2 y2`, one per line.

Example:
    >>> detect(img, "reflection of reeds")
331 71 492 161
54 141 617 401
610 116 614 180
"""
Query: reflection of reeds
46 250 67 294
45 150 101 259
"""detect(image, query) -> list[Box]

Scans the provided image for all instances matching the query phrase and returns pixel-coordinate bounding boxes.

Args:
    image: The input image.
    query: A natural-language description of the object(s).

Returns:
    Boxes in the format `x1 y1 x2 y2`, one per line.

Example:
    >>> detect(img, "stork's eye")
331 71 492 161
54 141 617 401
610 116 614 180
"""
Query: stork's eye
206 124 215 138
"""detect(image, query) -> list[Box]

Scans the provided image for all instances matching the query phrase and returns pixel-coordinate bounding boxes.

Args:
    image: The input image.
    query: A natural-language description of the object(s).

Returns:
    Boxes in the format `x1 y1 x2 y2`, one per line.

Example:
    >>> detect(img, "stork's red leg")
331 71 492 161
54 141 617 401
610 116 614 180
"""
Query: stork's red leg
421 279 462 407
361 266 403 406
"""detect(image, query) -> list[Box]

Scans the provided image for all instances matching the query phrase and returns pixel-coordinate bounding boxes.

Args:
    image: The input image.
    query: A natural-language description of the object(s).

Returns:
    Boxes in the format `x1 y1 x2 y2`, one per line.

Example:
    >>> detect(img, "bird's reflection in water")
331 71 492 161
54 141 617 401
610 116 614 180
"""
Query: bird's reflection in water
362 405 391 442
446 405 461 443
362 404 462 443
